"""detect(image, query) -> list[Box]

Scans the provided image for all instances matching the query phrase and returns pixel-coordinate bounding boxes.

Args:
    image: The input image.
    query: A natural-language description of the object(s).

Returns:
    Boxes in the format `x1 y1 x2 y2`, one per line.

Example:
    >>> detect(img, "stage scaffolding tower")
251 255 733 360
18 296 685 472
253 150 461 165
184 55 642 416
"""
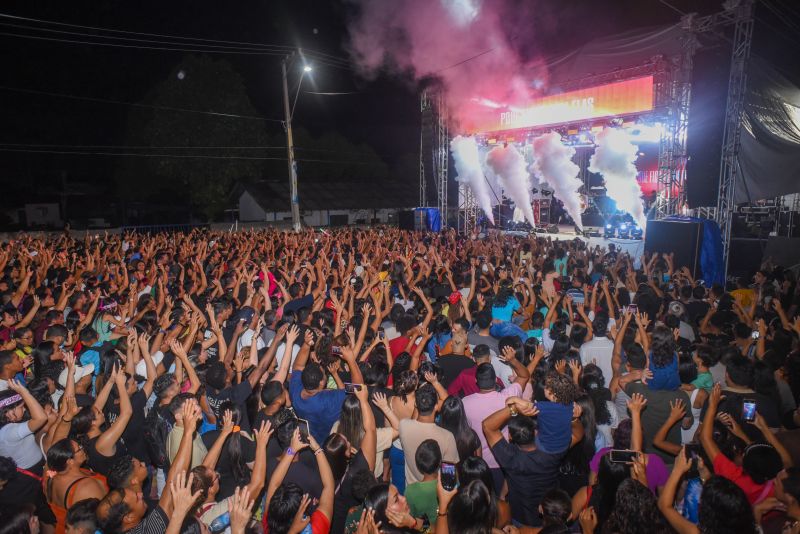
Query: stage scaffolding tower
713 0 755 278
419 90 450 226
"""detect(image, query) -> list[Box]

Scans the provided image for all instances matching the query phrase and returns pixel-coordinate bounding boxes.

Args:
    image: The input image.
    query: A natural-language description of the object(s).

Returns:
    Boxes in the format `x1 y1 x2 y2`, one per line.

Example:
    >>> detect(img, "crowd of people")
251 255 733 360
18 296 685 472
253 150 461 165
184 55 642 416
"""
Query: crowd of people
0 226 798 534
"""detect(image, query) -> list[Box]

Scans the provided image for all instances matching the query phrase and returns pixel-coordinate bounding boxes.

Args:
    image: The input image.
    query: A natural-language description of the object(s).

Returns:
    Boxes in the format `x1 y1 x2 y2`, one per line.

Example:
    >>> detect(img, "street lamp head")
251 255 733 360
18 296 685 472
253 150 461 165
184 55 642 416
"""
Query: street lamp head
303 65 313 73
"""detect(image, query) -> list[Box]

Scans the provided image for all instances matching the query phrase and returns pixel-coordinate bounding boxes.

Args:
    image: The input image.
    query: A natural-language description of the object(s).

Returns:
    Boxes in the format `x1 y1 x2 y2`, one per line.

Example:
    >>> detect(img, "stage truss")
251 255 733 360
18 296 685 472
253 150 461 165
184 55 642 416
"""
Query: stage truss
439 1 755 262
419 90 449 221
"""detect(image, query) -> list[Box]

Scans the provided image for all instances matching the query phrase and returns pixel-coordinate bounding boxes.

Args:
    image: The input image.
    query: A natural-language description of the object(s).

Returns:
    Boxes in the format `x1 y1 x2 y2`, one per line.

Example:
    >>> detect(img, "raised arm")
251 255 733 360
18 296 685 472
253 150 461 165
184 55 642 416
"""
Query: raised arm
699 383 723 463
354 385 377 471
653 399 684 457
94 369 133 457
160 399 201 515
626 393 647 452
201 410 234 470
8 380 48 433
482 397 538 448
246 420 273 497
657 448 698 534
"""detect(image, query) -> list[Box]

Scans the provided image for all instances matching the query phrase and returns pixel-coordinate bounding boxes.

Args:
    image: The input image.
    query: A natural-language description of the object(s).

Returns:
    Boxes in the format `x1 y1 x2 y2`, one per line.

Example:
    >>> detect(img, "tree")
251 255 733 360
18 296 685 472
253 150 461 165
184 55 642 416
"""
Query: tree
115 55 271 220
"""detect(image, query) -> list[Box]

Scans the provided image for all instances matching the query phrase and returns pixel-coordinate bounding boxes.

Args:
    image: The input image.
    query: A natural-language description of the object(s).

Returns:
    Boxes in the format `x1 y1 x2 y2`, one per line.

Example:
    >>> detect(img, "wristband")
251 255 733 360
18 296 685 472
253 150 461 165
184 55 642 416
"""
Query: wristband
286 447 296 457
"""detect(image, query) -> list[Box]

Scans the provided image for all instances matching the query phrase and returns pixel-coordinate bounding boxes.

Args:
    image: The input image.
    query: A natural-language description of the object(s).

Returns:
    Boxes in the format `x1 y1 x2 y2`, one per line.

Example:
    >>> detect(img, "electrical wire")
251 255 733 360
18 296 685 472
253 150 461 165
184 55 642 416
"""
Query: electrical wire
0 12 351 63
0 85 286 122
0 147 387 166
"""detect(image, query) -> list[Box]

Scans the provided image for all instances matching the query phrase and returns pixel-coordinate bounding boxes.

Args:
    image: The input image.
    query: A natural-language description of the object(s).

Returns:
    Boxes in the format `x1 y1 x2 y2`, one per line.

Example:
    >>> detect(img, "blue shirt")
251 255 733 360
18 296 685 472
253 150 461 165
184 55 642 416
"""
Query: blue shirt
534 401 574 454
289 373 346 443
492 298 520 322
648 353 680 391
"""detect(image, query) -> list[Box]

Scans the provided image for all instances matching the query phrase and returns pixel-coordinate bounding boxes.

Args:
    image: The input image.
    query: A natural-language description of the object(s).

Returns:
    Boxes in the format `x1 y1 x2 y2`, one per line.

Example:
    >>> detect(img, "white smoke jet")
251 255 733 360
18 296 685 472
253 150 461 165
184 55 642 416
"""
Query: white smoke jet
588 128 647 229
451 136 495 224
530 132 584 230
486 144 536 227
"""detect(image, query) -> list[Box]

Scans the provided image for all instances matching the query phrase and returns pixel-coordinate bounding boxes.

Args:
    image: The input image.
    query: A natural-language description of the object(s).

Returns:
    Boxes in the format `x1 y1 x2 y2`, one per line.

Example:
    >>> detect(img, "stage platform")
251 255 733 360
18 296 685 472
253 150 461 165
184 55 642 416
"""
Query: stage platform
501 225 646 267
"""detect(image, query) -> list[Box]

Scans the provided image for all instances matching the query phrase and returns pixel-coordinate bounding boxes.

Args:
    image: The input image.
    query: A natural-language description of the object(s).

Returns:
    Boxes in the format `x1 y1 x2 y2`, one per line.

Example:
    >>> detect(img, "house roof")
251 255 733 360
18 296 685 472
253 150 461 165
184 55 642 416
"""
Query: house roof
236 179 418 212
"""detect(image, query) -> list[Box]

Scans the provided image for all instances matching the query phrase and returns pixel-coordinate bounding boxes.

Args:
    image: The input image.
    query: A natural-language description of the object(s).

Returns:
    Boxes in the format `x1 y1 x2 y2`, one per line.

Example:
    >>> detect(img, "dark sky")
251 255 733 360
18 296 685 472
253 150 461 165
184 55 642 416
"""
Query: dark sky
0 0 798 200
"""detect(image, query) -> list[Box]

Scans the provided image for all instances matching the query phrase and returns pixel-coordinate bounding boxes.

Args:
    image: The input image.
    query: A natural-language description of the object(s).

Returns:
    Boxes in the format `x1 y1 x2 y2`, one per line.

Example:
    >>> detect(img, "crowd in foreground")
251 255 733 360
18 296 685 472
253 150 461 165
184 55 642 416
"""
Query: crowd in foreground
0 227 799 534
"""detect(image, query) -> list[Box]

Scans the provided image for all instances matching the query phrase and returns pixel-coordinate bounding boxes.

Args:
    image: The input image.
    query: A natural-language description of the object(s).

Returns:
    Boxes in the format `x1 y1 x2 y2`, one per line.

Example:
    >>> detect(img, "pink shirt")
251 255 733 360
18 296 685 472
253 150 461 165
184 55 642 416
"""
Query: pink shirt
462 383 522 469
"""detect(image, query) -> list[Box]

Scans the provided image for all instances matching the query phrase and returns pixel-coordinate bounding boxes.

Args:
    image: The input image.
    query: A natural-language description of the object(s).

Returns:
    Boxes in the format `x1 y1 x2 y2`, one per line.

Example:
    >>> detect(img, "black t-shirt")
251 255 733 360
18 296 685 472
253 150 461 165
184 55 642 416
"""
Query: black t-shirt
686 300 711 326
201 429 256 500
0 468 56 524
703 389 781 441
86 435 128 477
437 355 475 389
367 386 393 428
491 439 563 527
331 450 370 533
106 390 149 462
267 451 322 499
284 294 314 315
206 381 254 431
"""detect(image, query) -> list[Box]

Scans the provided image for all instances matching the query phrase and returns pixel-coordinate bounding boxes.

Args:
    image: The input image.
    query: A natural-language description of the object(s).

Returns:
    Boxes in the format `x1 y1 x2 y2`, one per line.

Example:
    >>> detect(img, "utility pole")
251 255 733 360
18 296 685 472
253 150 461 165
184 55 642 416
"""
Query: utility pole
281 54 301 232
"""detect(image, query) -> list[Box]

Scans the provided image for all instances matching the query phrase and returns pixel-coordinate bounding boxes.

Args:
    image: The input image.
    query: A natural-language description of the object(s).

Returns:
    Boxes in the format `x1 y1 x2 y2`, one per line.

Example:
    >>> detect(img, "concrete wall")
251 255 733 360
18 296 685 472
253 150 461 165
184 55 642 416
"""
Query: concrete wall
237 192 404 226
25 203 61 227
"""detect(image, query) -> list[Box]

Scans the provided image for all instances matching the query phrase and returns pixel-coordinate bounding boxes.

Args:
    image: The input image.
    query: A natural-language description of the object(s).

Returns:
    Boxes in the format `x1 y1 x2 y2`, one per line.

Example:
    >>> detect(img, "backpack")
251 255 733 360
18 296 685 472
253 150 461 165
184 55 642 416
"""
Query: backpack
143 406 172 469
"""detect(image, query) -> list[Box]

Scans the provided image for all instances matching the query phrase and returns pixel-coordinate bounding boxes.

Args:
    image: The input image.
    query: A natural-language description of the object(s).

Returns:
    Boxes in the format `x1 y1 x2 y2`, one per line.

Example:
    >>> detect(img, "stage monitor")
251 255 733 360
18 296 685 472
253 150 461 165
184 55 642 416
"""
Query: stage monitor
685 40 733 208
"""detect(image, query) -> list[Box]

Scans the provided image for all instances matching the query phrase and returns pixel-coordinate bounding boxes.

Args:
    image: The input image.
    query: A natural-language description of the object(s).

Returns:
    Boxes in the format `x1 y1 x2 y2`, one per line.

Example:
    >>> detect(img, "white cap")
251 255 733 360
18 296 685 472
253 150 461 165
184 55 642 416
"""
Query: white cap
135 351 165 379
58 364 95 388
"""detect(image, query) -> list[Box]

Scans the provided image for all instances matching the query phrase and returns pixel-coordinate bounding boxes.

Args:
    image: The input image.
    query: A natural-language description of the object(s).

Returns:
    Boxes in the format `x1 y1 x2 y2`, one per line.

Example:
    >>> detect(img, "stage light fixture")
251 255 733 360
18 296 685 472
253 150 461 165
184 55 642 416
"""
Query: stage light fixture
303 65 313 72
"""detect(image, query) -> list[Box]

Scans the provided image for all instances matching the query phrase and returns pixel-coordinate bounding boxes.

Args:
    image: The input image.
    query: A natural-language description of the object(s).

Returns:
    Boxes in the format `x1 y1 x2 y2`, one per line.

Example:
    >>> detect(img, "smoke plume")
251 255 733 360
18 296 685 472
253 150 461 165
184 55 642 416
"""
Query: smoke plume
451 136 495 224
530 132 584 230
345 0 540 127
588 128 647 229
485 143 536 227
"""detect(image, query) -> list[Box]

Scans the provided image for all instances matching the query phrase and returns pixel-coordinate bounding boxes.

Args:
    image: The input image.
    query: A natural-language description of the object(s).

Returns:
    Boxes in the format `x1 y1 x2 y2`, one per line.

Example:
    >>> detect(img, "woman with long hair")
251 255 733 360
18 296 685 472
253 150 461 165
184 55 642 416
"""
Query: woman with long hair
67 366 131 477
199 401 254 500
44 438 108 534
437 396 480 461
648 325 680 391
389 369 418 493
325 383 377 533
439 479 497 534
570 454 630 533
558 394 598 496
457 456 512 528
363 482 425 533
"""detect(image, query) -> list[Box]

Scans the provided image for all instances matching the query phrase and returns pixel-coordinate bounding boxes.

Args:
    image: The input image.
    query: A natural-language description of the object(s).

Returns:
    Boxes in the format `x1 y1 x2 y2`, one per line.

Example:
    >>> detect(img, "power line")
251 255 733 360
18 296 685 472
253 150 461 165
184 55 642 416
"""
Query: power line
0 147 387 166
0 85 286 122
0 12 353 66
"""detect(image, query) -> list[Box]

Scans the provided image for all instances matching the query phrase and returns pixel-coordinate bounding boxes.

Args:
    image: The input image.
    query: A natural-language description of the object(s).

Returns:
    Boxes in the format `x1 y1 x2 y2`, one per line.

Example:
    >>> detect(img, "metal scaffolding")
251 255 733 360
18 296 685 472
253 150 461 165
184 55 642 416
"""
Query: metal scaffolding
419 89 449 226
713 0 755 277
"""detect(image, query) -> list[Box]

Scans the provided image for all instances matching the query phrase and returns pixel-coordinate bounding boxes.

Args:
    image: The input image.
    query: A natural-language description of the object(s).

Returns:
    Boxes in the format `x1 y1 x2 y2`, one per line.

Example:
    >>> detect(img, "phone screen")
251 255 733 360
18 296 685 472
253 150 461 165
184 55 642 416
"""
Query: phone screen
751 330 760 340
440 462 457 491
344 383 362 394
609 449 638 464
297 418 310 442
742 400 757 422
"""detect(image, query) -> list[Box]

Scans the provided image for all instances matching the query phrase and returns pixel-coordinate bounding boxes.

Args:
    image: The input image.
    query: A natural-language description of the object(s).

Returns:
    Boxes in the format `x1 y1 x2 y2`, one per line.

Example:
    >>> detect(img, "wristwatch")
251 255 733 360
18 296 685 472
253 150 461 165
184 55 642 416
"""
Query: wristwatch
286 447 296 456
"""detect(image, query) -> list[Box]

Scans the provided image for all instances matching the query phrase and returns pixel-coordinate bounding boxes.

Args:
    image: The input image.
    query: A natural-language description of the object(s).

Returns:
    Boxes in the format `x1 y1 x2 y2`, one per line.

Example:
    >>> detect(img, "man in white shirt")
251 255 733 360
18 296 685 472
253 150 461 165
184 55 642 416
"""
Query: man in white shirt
579 315 615 387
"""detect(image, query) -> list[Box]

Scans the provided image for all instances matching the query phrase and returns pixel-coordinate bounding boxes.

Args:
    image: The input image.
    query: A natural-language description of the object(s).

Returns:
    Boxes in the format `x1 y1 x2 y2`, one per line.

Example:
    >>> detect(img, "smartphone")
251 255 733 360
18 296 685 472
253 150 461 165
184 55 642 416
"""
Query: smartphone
742 399 757 422
296 418 310 442
440 462 457 491
627 304 638 314
331 345 342 356
751 330 760 340
378 329 385 340
609 449 638 464
685 443 702 461
344 383 362 394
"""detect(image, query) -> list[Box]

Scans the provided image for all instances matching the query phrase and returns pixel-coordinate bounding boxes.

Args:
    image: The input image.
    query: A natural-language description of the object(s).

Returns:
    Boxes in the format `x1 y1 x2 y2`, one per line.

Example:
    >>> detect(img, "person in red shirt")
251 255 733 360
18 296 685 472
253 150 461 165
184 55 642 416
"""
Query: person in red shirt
700 384 791 504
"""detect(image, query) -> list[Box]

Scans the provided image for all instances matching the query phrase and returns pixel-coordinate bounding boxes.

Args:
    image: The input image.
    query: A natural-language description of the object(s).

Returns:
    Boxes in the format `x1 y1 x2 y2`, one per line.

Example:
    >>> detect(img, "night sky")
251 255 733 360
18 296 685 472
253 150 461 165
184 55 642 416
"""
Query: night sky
0 0 798 215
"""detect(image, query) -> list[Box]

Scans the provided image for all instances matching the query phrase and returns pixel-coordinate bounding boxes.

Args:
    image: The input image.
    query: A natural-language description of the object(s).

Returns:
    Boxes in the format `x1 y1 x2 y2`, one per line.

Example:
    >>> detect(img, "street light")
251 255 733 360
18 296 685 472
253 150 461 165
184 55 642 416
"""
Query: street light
281 51 312 232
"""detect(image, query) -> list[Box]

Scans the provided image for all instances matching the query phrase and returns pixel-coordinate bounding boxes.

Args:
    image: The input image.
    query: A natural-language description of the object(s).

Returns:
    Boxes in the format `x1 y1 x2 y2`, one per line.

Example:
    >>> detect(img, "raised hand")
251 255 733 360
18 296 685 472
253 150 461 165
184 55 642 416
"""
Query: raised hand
667 399 686 422
170 471 202 519
228 486 255 534
288 493 312 534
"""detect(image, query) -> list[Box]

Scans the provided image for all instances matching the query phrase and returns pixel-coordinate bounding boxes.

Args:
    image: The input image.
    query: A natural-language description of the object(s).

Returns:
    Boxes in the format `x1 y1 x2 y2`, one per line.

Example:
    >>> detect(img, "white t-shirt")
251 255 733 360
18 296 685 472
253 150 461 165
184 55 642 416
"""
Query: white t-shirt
579 337 615 387
0 422 43 469
237 328 266 353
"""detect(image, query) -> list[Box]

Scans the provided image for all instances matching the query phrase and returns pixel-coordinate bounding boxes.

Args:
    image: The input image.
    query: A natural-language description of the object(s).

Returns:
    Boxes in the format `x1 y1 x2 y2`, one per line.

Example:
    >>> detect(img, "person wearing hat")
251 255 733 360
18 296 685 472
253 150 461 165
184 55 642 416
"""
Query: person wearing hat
55 362 95 409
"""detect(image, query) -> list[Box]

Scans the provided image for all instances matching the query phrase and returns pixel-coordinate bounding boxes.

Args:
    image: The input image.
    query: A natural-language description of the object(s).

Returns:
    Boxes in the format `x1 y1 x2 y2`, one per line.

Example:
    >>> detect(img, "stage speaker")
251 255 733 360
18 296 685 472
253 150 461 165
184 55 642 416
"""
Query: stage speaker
397 210 414 231
685 41 732 208
581 212 605 228
644 220 703 278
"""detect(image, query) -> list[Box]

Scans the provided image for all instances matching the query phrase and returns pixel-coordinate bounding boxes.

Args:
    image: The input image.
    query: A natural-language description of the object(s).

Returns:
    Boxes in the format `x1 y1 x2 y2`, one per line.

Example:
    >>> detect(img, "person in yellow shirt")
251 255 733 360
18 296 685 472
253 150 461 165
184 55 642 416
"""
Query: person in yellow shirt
730 277 755 309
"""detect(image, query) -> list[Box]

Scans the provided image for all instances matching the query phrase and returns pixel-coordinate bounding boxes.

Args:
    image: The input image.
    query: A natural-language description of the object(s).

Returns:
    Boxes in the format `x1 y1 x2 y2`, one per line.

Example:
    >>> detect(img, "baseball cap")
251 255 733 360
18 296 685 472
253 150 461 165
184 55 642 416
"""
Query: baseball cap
58 364 95 388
